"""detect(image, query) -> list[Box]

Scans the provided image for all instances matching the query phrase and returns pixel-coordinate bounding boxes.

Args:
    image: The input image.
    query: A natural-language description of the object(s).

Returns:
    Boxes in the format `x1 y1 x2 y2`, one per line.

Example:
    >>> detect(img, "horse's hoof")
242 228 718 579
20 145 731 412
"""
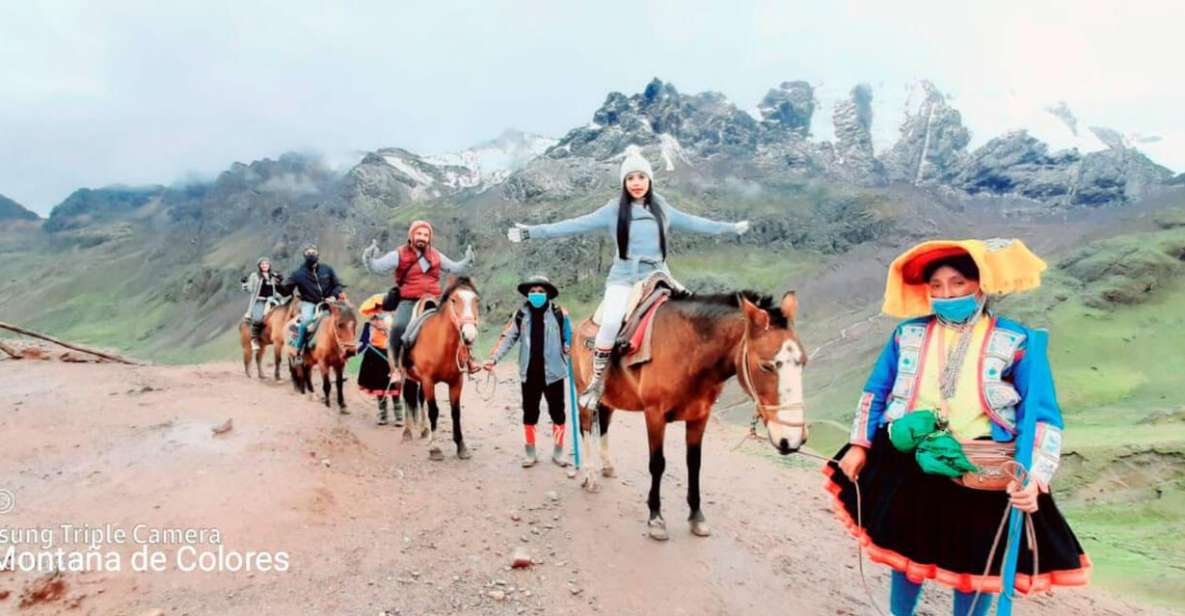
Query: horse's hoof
339 406 350 415
647 517 669 542
580 473 600 493
401 430 413 442
565 468 578 479
689 512 711 537
456 443 471 460
428 447 444 462
419 429 430 440
601 465 616 478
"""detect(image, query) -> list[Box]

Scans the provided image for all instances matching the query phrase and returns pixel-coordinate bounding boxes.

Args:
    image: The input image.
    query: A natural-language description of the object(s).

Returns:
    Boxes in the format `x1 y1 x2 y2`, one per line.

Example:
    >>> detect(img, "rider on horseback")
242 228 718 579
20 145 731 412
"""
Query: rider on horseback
283 245 346 365
240 256 283 352
361 220 478 396
506 146 750 409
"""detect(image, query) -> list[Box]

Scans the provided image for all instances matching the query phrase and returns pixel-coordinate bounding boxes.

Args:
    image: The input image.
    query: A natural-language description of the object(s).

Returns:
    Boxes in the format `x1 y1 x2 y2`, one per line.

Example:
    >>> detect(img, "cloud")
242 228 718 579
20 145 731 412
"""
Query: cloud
1 0 1180 214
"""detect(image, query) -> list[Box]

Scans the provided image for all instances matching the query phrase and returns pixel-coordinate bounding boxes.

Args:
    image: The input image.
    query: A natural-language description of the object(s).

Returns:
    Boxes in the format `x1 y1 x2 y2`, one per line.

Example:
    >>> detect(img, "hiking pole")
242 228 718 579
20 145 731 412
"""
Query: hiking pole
996 329 1046 616
567 359 582 470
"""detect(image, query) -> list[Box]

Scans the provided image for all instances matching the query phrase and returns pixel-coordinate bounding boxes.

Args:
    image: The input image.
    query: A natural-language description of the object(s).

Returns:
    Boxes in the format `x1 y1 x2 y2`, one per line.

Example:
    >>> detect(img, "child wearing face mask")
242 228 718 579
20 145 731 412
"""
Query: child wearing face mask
484 275 573 468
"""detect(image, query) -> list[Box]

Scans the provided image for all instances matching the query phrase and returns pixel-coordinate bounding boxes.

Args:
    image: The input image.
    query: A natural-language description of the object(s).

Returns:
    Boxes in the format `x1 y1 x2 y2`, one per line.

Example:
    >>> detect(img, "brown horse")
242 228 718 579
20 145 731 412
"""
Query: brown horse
573 290 807 540
289 299 359 412
239 298 296 380
400 277 480 461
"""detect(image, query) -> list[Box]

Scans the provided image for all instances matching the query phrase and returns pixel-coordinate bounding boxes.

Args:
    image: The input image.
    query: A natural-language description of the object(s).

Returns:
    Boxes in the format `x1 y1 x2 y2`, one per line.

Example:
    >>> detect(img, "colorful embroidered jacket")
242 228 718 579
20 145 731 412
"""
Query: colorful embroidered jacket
848 315 1064 487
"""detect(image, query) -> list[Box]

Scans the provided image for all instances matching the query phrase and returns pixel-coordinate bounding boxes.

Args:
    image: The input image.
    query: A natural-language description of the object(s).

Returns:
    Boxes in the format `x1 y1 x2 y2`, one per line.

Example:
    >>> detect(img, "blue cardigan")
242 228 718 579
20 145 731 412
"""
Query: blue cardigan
849 315 1065 486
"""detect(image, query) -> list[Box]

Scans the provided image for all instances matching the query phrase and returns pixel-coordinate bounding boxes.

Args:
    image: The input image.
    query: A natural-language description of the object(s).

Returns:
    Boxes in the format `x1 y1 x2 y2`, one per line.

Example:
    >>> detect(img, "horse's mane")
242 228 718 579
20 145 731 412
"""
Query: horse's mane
440 276 478 303
669 290 791 330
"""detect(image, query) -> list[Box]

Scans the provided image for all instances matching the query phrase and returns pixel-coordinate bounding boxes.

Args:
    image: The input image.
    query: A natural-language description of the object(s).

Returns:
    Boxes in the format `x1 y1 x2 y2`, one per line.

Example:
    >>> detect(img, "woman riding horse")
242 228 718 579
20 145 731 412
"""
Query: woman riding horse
506 145 750 409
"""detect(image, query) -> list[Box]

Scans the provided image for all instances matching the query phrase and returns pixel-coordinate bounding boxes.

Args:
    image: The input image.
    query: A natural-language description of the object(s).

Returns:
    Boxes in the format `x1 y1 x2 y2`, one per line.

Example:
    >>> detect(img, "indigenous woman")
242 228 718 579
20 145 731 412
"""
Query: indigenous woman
357 294 396 426
825 239 1090 616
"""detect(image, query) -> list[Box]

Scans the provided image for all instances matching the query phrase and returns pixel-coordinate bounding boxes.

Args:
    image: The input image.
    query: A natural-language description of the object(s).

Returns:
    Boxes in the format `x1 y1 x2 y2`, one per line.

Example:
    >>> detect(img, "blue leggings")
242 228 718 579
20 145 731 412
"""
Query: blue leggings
891 570 994 616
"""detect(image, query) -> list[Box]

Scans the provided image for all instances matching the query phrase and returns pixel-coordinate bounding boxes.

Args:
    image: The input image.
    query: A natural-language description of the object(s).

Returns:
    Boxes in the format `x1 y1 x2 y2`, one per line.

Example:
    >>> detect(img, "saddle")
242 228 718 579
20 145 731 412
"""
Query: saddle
579 272 683 367
285 303 330 352
401 296 440 348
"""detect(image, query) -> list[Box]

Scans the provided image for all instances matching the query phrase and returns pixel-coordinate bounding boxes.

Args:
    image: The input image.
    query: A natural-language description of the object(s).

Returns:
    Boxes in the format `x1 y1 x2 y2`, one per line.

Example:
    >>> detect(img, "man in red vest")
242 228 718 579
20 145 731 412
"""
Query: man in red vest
362 220 477 402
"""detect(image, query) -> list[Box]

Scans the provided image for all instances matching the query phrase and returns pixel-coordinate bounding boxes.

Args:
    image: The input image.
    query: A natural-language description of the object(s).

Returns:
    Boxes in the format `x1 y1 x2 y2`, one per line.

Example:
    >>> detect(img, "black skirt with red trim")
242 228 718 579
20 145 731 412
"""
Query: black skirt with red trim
356 345 392 398
823 428 1091 594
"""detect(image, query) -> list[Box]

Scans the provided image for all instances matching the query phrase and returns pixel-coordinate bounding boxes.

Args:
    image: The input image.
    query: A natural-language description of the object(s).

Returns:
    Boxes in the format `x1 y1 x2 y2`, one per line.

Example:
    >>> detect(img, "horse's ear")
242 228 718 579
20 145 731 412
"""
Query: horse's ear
780 290 798 322
740 295 770 331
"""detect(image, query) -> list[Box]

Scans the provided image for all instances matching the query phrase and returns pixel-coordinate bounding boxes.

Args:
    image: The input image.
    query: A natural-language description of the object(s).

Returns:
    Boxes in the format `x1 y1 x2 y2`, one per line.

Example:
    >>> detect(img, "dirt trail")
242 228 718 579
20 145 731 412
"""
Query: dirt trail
0 359 1176 616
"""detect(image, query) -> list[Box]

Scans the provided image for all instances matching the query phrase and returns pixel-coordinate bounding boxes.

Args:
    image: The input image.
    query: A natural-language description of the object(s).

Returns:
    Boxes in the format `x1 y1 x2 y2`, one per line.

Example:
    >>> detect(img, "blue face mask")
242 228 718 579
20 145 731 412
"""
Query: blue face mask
931 293 980 323
527 292 548 309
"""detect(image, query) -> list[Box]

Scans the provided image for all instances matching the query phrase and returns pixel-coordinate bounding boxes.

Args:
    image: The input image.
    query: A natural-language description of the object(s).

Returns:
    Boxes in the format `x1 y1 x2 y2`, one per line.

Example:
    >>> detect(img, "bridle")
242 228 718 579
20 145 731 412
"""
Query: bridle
444 286 480 372
734 322 806 431
322 301 357 359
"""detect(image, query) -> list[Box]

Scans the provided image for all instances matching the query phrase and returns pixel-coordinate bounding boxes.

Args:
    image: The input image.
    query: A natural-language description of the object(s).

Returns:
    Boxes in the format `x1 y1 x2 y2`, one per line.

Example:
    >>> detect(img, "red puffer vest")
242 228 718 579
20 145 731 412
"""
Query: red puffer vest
394 245 442 299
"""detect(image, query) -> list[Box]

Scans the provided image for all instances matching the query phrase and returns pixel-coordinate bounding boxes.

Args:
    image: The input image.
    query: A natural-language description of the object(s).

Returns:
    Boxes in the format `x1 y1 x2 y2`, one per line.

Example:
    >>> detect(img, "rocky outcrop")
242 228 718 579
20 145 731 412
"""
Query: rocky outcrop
758 81 815 139
881 81 970 184
831 84 883 182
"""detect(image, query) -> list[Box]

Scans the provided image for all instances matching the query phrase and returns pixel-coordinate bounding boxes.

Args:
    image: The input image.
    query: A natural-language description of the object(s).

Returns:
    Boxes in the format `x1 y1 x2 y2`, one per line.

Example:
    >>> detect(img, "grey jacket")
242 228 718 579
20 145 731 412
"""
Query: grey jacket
524 193 741 286
490 303 573 386
241 272 284 315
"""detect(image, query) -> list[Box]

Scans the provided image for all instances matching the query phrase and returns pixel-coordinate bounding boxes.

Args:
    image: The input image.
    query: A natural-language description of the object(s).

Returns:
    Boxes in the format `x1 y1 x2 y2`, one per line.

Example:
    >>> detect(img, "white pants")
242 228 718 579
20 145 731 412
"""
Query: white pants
595 283 633 350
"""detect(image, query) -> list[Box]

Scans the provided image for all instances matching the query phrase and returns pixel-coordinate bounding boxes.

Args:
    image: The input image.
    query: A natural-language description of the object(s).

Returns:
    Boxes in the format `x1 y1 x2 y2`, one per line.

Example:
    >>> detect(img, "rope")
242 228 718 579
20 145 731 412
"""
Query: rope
729 423 1037 616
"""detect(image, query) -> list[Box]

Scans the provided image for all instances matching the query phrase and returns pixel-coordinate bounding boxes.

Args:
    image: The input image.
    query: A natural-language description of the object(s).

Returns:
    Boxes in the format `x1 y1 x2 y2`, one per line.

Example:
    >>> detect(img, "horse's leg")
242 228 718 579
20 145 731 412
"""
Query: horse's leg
255 344 264 379
685 416 710 537
272 341 282 380
599 405 617 478
424 378 444 461
449 379 469 459
335 363 348 414
418 384 429 439
241 327 251 378
321 363 332 408
401 380 417 442
645 410 669 541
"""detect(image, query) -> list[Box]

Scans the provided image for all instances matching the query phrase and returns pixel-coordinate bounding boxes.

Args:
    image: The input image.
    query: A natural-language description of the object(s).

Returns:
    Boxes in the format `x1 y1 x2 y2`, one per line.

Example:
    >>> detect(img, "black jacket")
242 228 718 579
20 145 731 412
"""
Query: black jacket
283 263 344 303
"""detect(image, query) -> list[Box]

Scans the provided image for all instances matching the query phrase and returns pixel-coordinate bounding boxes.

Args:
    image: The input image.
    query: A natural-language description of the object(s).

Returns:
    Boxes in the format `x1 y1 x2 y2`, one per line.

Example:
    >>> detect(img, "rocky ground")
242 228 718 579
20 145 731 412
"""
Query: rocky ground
0 356 1179 616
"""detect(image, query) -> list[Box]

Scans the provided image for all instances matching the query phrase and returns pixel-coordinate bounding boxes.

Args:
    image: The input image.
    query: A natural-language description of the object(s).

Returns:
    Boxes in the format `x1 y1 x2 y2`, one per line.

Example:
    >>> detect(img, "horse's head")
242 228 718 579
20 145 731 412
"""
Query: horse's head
442 276 480 345
737 291 808 455
327 299 358 358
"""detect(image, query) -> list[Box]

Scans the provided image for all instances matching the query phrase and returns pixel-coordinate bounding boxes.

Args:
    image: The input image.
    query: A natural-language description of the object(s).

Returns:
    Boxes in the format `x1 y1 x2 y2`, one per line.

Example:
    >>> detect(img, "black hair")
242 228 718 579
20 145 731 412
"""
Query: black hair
616 181 666 260
924 254 980 282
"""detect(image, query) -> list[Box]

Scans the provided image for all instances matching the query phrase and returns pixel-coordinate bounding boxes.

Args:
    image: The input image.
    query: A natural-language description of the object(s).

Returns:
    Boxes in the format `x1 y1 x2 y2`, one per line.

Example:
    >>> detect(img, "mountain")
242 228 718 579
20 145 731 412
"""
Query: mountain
0 193 40 222
343 129 555 210
505 78 1175 207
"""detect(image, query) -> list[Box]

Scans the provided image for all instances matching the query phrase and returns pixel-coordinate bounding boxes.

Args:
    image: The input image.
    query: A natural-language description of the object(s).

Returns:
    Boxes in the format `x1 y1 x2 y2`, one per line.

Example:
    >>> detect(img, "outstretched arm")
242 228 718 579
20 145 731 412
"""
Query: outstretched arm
662 197 747 236
363 241 401 275
439 245 475 274
517 201 616 241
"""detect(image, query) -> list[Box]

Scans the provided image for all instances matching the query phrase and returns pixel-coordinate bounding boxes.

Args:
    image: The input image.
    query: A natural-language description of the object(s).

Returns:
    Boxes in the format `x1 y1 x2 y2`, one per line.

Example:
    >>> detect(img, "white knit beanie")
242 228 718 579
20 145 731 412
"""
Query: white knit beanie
619 145 654 185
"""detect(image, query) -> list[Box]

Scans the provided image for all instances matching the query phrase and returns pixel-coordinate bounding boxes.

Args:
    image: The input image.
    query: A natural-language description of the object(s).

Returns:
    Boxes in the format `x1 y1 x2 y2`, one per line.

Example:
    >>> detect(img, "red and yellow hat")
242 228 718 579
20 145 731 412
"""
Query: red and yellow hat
883 238 1047 318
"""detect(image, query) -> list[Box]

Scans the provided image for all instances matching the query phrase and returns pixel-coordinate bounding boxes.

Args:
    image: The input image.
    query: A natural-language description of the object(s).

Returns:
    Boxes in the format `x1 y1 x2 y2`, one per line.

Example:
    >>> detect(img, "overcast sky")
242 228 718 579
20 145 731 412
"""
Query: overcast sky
2 1 1182 214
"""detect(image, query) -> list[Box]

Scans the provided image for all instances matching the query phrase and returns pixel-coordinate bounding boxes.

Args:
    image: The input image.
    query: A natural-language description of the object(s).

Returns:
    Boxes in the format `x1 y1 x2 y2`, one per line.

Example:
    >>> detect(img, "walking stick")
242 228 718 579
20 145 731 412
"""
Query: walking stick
567 359 582 470
997 329 1047 615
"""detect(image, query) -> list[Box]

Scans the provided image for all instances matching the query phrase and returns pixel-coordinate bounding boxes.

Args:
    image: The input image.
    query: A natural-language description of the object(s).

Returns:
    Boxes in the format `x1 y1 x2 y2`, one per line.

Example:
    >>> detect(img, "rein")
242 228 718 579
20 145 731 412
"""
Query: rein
730 427 1038 616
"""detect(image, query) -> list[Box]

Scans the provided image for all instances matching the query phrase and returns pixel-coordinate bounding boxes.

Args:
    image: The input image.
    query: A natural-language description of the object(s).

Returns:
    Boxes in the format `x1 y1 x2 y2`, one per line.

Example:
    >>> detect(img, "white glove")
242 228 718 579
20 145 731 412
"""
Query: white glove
735 220 751 235
464 244 475 261
507 224 530 243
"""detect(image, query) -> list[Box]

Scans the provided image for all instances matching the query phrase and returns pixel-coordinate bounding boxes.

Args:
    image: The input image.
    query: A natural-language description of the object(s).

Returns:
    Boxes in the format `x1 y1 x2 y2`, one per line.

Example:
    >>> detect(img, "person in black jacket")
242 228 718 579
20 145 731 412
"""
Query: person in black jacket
282 245 346 363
